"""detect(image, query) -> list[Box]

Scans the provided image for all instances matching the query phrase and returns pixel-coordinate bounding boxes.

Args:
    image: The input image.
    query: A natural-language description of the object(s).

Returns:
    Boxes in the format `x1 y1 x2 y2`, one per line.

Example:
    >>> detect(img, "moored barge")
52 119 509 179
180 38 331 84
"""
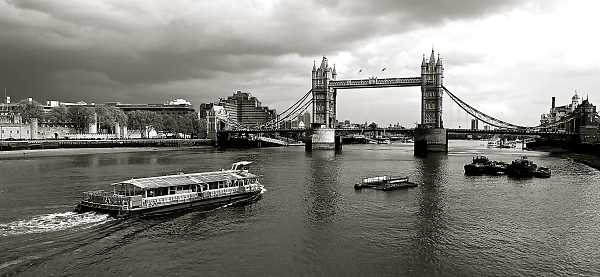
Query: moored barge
506 156 538 178
75 161 264 218
354 176 418 190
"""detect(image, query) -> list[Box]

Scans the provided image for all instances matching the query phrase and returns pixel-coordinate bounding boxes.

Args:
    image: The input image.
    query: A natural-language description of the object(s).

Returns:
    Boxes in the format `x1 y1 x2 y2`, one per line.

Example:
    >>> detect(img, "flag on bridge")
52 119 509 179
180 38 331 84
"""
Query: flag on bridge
358 69 362 74
382 67 386 72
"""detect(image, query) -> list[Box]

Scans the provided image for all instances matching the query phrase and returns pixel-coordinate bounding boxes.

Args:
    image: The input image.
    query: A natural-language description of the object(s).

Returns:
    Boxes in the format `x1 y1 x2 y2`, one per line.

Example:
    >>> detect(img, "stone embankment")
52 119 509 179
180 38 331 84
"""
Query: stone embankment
0 139 212 151
528 141 600 170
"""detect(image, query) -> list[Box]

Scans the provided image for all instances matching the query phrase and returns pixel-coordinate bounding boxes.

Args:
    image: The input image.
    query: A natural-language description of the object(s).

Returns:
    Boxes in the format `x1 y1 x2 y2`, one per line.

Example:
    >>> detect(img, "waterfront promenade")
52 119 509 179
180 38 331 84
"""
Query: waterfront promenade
0 138 212 151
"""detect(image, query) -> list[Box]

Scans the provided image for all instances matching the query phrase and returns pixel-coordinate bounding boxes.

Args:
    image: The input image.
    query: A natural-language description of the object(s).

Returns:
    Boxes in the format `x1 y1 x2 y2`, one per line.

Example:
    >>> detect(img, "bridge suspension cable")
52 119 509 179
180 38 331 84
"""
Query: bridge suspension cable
443 85 527 129
259 90 313 129
221 89 313 130
443 85 585 131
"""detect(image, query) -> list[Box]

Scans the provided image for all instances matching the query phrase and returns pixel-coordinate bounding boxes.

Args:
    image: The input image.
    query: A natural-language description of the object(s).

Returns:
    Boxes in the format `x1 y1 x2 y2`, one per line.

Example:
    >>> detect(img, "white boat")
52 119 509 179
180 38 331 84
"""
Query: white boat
487 139 500 148
75 161 264 218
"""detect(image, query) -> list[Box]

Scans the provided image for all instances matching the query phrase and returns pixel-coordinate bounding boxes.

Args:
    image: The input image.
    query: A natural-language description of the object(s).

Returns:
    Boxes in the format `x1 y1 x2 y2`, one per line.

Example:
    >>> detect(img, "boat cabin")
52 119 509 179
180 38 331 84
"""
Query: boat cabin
76 161 263 217
112 170 259 198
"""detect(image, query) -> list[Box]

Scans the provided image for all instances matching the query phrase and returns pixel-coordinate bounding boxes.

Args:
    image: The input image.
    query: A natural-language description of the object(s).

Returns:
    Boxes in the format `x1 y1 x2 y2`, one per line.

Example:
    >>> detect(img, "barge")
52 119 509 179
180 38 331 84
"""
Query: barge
464 156 508 176
354 176 418 190
506 156 538 178
75 161 264 218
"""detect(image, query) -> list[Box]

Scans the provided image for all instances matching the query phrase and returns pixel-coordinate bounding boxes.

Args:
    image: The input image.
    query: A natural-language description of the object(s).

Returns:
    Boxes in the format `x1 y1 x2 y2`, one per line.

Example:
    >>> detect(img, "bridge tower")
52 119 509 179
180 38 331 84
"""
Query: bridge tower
421 49 444 128
307 56 339 149
415 49 447 153
311 56 337 128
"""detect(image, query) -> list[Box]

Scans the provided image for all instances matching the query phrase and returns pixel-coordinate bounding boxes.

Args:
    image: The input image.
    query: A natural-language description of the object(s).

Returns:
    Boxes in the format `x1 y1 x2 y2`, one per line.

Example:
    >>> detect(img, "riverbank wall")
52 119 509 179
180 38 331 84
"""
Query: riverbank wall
0 139 212 151
528 140 600 170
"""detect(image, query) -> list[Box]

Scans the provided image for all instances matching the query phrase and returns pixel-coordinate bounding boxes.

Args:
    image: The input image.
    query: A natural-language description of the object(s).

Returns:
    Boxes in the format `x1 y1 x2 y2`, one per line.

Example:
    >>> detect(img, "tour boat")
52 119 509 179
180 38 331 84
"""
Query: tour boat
74 161 264 218
487 139 500 148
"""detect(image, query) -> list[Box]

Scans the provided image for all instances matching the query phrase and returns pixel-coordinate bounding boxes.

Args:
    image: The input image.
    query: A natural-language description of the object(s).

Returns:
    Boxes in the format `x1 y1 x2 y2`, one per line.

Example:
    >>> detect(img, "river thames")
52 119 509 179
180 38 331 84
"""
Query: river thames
1 140 599 276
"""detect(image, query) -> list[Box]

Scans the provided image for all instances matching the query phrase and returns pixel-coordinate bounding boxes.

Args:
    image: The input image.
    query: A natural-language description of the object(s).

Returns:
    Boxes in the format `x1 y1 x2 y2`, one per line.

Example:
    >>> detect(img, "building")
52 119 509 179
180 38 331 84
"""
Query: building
106 99 195 116
540 91 598 142
573 97 598 143
294 112 311 129
540 91 582 132
1 95 197 139
471 119 478 130
200 91 277 128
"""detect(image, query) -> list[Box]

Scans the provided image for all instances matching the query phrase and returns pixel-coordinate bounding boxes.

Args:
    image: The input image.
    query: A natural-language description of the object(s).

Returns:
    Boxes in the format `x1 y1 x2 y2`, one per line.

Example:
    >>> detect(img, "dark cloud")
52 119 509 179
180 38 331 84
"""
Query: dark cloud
0 0 531 107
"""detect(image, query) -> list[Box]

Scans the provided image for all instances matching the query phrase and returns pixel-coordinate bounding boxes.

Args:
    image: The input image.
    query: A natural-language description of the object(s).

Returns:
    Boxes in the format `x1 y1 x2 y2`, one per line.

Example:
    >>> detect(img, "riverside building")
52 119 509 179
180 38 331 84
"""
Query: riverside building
200 91 277 128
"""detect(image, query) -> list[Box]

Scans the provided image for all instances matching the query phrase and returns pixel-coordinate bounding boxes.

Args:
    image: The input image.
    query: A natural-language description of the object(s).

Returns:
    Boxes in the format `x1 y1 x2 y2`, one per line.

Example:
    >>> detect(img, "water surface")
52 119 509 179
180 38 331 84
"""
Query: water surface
1 141 599 276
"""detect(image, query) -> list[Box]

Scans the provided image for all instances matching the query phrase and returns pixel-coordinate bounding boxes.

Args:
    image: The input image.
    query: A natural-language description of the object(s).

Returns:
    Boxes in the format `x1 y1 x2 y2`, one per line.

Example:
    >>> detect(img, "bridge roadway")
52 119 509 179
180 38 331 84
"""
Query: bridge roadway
217 128 576 137
328 77 422 89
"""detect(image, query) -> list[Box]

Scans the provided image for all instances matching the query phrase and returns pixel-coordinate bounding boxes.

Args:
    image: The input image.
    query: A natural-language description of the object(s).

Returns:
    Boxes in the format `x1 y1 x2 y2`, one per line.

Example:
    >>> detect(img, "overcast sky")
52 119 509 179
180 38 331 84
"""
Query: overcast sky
1 0 598 127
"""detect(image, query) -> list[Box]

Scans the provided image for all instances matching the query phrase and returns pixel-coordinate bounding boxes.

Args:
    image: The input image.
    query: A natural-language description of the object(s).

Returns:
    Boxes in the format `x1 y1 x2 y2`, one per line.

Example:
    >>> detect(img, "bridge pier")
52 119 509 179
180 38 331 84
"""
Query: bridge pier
208 131 231 147
305 126 341 150
414 128 448 154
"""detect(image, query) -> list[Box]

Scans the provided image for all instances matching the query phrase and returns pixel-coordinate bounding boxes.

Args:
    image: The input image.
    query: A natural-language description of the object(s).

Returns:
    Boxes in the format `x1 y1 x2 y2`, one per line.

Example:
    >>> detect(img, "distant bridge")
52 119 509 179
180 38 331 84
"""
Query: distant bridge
207 49 597 151
217 127 577 137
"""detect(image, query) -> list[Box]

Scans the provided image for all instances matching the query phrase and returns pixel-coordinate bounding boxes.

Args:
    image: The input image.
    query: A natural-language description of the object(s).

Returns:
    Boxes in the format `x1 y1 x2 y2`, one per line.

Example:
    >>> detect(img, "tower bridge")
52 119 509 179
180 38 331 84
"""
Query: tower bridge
208 48 598 152
308 49 445 152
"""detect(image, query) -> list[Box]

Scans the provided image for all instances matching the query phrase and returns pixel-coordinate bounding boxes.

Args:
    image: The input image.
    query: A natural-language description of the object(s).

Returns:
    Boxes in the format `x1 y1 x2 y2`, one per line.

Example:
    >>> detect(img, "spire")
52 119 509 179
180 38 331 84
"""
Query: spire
422 54 427 66
332 63 337 75
312 60 316 71
429 48 436 65
437 52 443 66
320 55 328 71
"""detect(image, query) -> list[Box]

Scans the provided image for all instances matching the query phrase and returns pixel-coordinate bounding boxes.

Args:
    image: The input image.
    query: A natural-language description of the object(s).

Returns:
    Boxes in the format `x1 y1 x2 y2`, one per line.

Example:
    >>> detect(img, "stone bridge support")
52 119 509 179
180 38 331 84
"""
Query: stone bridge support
414 128 448 153
305 126 341 150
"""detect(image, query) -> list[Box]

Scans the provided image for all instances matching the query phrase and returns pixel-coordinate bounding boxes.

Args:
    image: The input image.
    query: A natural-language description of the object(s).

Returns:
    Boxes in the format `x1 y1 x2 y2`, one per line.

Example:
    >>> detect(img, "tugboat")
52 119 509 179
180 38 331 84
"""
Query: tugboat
464 156 490 175
506 156 537 178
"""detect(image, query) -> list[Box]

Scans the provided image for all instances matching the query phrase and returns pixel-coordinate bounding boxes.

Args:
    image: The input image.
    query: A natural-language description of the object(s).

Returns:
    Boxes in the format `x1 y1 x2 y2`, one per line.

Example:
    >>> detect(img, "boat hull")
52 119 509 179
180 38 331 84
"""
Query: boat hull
533 167 551 178
371 182 419 191
464 163 485 175
75 190 262 218
506 164 537 178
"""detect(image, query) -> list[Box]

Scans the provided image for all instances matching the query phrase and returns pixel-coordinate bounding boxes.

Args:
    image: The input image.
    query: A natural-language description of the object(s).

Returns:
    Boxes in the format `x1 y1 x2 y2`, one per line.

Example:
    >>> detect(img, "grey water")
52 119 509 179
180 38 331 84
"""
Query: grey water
1 140 599 277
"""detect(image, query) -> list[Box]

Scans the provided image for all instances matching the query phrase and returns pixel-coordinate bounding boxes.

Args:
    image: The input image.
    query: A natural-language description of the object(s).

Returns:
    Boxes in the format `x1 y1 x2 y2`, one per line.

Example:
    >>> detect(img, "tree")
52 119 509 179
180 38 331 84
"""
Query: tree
127 110 161 138
15 99 44 123
182 112 201 137
160 113 177 135
95 105 128 133
46 105 69 126
68 106 95 133
368 122 378 129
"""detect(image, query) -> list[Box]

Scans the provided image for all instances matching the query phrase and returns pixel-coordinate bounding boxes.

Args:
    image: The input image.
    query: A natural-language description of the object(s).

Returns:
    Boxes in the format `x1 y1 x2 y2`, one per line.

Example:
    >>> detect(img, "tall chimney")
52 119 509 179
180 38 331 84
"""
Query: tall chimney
551 97 555 109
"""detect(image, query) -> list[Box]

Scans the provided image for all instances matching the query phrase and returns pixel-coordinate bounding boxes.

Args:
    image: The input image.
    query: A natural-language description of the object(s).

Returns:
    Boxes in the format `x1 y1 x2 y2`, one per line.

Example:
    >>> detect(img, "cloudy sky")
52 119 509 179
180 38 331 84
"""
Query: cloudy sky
1 0 598 127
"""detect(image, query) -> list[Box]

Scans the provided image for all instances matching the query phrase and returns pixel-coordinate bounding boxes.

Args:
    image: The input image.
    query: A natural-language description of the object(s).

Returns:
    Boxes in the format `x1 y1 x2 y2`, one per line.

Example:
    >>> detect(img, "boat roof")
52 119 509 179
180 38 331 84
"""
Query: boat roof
232 161 253 166
112 170 258 189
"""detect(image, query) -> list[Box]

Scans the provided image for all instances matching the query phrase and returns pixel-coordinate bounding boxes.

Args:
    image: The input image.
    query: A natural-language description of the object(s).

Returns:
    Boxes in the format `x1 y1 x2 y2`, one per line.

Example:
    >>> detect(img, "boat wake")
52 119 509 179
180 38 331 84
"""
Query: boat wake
0 212 113 237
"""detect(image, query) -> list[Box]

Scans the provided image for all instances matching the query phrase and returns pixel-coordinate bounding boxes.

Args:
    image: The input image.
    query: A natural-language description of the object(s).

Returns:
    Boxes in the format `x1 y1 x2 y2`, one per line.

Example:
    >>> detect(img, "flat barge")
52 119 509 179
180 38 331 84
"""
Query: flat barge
354 176 418 190
75 161 264 218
